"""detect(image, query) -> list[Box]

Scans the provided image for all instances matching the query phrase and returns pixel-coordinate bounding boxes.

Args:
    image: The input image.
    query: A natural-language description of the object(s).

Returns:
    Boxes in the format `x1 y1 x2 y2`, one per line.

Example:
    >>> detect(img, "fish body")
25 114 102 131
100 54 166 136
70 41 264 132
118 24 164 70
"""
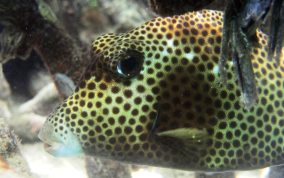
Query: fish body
39 10 284 171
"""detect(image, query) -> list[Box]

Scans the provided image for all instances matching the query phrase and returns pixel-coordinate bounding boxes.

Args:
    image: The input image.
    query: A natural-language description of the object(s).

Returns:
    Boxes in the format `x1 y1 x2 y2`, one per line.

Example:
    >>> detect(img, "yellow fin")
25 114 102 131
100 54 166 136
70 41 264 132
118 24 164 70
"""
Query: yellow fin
157 128 207 141
156 128 208 157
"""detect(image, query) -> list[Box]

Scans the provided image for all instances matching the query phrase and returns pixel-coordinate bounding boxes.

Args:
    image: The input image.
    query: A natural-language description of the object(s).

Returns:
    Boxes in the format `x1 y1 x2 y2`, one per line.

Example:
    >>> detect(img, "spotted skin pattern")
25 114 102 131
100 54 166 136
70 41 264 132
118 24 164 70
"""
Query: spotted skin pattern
44 10 284 171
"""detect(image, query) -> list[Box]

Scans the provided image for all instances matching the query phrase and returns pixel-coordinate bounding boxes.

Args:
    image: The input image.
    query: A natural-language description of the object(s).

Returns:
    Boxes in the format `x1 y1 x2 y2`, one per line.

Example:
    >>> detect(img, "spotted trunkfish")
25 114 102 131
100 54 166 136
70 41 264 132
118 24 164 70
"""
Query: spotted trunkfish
39 10 284 171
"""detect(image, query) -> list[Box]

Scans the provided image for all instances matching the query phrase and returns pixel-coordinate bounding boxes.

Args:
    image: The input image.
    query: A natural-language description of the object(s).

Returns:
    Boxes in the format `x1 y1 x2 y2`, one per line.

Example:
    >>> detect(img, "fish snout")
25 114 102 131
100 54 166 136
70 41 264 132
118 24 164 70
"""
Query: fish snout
38 119 83 156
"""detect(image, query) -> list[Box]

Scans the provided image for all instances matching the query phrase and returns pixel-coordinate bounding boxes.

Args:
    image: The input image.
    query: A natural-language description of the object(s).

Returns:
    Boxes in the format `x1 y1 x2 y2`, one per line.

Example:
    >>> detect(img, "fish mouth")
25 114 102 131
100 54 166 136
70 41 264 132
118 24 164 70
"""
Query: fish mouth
38 121 64 155
42 141 65 156
43 143 53 152
38 121 83 156
39 130 63 155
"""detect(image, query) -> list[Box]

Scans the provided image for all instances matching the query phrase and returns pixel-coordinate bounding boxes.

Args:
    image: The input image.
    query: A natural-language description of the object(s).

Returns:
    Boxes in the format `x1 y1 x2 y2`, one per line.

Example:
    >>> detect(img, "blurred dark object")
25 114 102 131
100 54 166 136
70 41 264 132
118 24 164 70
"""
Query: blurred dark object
0 0 41 30
268 0 284 63
219 0 266 109
219 0 283 109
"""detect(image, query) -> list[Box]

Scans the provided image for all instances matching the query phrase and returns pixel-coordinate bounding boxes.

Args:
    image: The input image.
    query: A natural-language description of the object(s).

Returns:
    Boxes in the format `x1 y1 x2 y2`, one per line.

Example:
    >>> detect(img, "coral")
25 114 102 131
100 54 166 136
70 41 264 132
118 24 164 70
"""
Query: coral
0 119 34 178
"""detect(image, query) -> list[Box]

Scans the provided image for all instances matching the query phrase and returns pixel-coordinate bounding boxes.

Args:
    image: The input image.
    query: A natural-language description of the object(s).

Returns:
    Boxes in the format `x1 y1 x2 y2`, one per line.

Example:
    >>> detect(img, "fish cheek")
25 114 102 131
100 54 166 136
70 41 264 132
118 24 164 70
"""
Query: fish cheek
62 78 121 152
68 57 156 156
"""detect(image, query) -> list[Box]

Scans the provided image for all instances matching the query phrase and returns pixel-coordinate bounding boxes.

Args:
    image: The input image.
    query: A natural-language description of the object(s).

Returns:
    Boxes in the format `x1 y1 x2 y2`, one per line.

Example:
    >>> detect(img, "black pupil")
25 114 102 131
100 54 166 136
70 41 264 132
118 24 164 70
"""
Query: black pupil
117 56 141 77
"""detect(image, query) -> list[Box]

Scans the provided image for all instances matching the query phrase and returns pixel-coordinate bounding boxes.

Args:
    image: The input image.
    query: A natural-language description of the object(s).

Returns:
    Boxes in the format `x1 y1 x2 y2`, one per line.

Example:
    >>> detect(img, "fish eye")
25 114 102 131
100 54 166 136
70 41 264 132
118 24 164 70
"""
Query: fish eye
117 51 143 78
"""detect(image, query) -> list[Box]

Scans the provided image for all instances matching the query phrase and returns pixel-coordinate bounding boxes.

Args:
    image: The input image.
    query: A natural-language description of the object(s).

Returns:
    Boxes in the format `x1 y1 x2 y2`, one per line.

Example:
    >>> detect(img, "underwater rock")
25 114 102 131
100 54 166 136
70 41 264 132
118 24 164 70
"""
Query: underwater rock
17 82 59 115
9 81 59 142
0 118 34 178
0 100 11 119
0 120 17 154
268 166 284 178
0 64 11 100
86 157 131 178
9 113 46 142
98 0 153 33
28 70 53 97
20 143 87 178
0 26 32 64
43 0 90 43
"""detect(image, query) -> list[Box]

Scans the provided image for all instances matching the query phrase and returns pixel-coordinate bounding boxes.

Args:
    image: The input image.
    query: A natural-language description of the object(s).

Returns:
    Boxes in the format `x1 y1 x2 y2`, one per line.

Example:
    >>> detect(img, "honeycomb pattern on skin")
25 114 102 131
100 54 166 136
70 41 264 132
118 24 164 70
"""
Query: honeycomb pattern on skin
47 10 284 171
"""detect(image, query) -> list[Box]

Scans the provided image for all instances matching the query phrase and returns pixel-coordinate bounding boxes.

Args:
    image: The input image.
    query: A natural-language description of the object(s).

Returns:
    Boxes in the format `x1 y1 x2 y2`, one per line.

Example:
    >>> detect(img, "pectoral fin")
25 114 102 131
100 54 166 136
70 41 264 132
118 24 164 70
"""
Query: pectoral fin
156 128 209 160
157 128 207 142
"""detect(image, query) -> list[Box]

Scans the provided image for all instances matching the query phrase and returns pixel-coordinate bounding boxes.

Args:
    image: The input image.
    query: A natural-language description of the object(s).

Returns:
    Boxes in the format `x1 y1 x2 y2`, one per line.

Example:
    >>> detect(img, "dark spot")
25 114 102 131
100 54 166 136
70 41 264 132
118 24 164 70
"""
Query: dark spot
111 86 120 94
87 82 96 90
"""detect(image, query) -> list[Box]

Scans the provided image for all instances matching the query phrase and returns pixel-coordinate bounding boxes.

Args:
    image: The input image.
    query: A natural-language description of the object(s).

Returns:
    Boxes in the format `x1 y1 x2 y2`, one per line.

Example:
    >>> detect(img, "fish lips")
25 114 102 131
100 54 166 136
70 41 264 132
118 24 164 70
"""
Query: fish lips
38 121 83 157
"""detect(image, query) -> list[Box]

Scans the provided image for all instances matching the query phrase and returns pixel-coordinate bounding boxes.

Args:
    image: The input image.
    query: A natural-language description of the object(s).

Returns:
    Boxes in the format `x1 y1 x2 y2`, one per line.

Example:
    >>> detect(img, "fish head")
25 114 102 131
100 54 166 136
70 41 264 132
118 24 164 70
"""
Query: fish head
38 32 162 159
38 111 83 156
